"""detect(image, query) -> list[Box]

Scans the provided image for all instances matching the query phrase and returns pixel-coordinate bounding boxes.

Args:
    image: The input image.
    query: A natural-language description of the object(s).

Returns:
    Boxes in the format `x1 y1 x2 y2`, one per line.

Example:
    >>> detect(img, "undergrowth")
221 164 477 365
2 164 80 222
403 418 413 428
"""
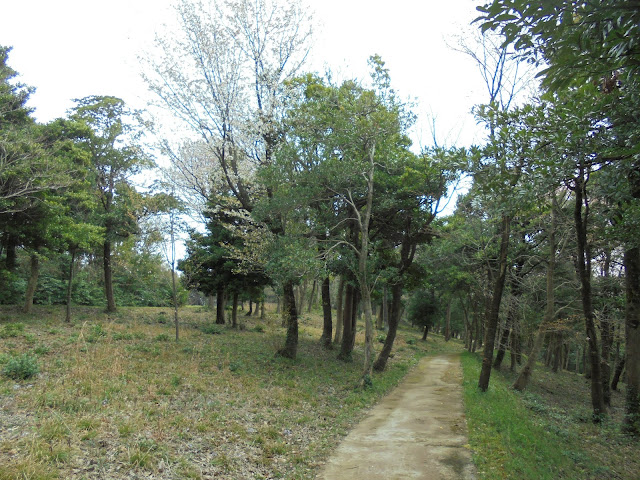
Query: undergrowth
461 351 639 480
0 305 459 479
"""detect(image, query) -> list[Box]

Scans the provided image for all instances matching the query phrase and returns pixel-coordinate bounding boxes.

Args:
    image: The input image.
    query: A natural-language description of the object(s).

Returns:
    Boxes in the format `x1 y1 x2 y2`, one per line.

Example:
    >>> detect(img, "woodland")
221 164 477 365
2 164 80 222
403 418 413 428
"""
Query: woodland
0 0 639 477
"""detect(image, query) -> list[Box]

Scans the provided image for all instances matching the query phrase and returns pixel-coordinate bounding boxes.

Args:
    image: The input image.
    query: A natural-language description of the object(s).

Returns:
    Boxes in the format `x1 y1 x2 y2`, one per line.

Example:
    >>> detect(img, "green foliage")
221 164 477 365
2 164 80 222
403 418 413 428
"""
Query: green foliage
86 324 107 343
406 291 438 329
0 322 25 338
2 353 39 380
200 324 224 335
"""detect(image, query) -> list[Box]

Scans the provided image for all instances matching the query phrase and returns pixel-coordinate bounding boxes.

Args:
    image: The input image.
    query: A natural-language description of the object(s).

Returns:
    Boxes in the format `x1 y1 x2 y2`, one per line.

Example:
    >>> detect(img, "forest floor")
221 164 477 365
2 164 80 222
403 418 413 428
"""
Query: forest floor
317 353 476 479
0 304 463 479
461 351 640 480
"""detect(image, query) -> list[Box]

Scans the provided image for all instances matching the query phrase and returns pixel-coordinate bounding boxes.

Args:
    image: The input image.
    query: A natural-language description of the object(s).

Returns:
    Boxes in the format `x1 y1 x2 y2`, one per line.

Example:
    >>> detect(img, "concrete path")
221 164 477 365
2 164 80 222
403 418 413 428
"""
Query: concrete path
317 354 476 480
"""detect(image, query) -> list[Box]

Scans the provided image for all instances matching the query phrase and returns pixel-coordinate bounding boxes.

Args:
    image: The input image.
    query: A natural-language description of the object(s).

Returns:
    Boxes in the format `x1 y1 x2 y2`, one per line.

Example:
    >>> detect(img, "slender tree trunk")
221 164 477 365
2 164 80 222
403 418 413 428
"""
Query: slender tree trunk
334 276 345 345
479 214 511 392
338 283 355 362
444 299 452 341
246 299 253 316
65 249 76 323
612 357 626 391
601 250 614 406
208 295 215 310
574 168 606 420
216 286 226 324
103 241 116 313
297 282 306 314
422 325 429 340
493 326 510 369
277 281 299 359
624 245 640 434
23 253 40 314
320 276 333 349
373 281 403 371
623 161 640 434
231 291 239 329
308 280 317 313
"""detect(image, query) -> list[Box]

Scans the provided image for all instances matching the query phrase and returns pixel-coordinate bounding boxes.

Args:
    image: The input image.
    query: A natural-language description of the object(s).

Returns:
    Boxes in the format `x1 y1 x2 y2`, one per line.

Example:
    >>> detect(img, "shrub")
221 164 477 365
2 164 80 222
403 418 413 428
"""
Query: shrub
154 333 171 342
0 322 25 338
3 353 39 380
201 324 224 335
86 324 107 343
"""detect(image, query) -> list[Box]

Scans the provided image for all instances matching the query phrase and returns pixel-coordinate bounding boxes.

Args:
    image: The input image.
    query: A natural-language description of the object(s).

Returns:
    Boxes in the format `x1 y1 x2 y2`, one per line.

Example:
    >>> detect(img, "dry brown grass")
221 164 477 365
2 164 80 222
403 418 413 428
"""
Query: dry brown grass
0 304 461 479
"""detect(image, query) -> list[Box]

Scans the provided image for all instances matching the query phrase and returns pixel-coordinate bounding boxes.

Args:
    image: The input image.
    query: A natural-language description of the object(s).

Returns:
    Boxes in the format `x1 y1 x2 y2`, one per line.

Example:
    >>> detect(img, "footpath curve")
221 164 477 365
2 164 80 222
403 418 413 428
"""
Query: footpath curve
317 353 476 480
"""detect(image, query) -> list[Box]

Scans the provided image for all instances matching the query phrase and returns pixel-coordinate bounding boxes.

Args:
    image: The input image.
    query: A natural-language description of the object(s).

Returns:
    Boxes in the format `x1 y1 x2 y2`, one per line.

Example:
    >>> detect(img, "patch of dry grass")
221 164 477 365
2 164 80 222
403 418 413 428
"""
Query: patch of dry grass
0 305 461 479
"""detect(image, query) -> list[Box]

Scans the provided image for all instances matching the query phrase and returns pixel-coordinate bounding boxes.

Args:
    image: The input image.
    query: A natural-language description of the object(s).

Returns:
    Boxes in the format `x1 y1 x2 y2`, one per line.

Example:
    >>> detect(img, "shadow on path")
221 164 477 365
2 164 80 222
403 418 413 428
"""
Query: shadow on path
317 353 476 480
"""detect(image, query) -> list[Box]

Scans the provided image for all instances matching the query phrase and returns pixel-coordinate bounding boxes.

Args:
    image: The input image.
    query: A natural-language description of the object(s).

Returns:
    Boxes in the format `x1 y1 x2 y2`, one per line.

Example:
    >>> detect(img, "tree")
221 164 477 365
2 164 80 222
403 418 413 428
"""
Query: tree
406 290 438 340
478 0 640 433
145 0 313 358
71 96 152 313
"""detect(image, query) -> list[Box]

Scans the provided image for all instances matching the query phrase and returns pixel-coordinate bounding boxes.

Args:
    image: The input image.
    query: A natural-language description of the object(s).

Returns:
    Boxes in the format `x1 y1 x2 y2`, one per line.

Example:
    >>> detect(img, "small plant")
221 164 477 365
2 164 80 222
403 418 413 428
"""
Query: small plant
154 333 171 342
112 332 134 341
405 338 416 345
201 324 224 335
253 325 265 333
0 322 25 338
33 344 51 356
2 353 40 380
376 334 386 344
87 324 107 343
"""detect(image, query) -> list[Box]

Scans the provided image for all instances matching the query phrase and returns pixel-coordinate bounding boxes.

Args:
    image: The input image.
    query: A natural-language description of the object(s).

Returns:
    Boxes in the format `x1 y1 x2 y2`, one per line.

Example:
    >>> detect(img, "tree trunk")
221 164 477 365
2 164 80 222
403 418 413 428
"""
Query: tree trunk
208 295 215 310
320 276 333 349
338 283 355 362
216 286 226 324
574 168 606 420
308 280 317 313
493 326 510 369
623 159 640 434
444 299 452 341
600 250 614 406
624 245 640 434
246 299 253 316
422 325 429 341
612 357 626 392
22 253 40 314
334 276 345 345
65 249 76 323
231 291 239 329
373 281 403 371
277 281 298 359
478 214 511 392
103 241 116 313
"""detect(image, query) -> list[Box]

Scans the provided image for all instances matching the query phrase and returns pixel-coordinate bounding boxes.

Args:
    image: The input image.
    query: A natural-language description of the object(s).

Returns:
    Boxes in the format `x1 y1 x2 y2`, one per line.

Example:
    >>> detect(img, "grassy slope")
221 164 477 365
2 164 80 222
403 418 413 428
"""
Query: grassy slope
0 305 460 480
461 351 639 480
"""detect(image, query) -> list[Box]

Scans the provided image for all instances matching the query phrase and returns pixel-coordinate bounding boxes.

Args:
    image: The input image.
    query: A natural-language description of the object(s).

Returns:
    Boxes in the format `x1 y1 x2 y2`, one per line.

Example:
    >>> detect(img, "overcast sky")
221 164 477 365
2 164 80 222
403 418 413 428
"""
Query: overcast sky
1 0 487 149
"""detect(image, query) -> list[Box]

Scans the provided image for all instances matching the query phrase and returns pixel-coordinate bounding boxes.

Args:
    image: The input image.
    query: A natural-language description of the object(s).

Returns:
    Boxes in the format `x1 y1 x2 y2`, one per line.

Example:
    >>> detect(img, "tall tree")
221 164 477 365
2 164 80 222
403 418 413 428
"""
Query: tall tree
145 0 312 358
71 96 151 313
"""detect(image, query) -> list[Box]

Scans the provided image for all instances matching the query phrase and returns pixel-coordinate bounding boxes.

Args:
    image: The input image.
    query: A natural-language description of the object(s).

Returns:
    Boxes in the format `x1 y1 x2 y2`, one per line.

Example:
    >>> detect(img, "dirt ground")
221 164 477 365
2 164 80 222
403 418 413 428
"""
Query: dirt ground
317 354 476 480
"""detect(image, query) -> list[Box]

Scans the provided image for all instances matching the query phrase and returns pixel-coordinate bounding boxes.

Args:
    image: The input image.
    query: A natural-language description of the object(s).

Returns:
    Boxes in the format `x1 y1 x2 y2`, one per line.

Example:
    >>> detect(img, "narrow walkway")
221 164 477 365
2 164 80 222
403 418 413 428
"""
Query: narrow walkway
317 354 476 479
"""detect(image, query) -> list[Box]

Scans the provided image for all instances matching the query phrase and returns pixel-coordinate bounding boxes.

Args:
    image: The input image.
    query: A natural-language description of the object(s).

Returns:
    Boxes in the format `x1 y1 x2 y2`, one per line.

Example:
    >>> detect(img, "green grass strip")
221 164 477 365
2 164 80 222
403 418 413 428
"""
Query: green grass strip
461 352 579 480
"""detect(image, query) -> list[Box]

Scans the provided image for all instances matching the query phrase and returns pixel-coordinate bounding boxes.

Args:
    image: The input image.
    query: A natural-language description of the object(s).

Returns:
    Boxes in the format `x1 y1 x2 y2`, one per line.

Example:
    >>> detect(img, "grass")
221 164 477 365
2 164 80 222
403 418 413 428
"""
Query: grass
461 351 639 480
0 304 458 479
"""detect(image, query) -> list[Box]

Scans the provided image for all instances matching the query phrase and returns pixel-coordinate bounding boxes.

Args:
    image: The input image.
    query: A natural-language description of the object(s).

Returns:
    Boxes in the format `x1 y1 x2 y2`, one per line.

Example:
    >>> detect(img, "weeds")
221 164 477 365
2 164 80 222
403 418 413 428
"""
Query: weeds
0 305 453 479
2 353 39 379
